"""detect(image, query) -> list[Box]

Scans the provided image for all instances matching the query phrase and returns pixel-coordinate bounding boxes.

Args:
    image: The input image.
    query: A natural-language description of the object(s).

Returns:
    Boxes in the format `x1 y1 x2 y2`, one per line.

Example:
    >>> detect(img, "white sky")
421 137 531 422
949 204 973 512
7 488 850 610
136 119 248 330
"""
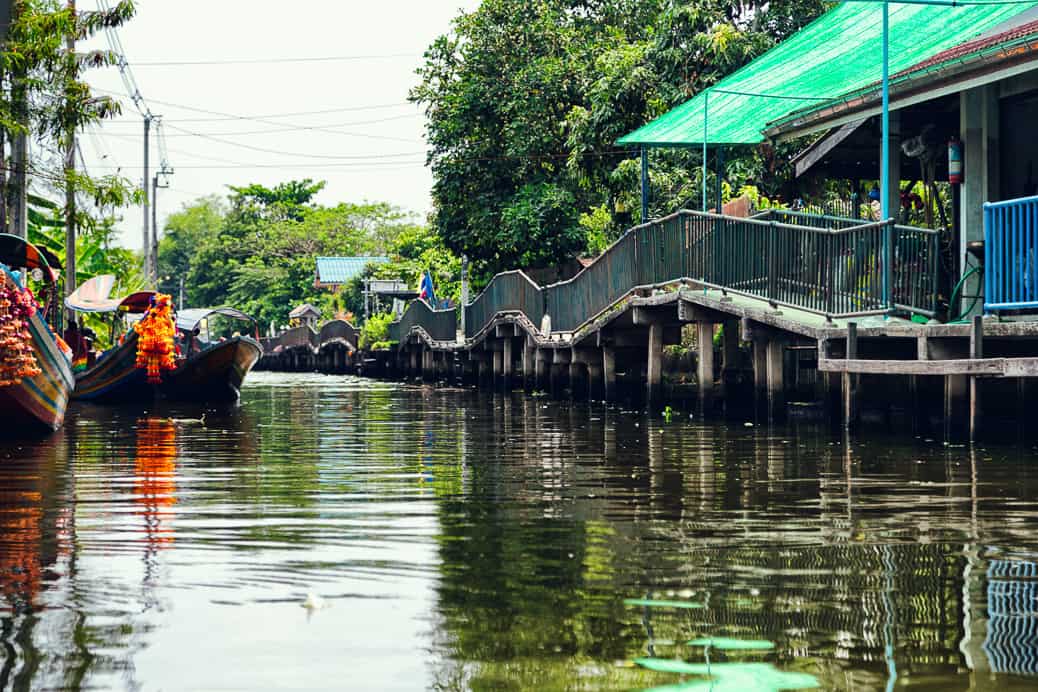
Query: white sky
78 0 480 250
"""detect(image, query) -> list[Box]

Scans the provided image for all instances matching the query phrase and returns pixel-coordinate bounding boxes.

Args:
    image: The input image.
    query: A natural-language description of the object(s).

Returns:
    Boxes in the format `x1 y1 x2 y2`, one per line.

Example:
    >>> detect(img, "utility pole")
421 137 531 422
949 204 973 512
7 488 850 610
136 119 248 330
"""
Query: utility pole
151 165 170 287
7 0 26 240
141 113 150 282
64 0 76 312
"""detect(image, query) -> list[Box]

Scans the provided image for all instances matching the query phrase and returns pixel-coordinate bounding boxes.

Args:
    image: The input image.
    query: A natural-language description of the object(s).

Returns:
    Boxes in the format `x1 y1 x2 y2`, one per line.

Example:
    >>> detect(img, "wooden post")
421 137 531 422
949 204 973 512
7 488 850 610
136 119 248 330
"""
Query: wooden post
647 322 663 407
969 315 983 441
843 322 858 429
697 321 715 410
602 346 616 401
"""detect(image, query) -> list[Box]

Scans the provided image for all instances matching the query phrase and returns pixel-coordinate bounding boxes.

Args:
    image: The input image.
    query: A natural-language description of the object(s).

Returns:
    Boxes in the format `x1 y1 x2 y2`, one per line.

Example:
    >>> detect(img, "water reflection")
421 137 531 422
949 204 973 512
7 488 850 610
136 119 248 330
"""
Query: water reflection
0 374 1035 690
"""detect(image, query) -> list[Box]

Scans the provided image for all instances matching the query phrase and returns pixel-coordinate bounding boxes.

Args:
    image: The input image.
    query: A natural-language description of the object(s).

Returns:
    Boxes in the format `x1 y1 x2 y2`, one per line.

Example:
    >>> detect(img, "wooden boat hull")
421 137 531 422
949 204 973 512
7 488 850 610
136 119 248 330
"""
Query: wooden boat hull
160 336 261 403
0 306 74 435
72 330 153 403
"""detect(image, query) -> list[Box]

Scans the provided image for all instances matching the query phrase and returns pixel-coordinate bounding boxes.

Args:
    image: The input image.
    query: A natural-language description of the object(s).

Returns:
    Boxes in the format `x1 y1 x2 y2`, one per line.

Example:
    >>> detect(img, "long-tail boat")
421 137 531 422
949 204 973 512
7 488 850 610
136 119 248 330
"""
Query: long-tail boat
161 307 262 403
0 234 74 435
65 280 158 403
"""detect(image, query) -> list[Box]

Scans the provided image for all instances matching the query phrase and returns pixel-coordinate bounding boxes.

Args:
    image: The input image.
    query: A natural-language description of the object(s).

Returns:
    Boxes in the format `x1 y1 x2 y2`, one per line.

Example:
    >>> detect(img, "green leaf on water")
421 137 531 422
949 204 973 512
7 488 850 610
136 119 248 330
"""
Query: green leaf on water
634 660 820 692
687 637 775 650
633 658 710 675
623 598 705 609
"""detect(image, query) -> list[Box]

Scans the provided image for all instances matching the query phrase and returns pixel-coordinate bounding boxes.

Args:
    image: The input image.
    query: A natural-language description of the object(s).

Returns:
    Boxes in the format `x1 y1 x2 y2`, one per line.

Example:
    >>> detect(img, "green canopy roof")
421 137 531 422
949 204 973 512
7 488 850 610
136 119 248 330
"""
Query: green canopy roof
617 1 1036 147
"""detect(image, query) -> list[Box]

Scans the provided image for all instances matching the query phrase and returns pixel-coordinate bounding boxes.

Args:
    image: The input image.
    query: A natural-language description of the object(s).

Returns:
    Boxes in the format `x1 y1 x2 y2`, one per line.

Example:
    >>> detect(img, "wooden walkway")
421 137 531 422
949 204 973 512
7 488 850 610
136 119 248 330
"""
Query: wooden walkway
259 209 1038 439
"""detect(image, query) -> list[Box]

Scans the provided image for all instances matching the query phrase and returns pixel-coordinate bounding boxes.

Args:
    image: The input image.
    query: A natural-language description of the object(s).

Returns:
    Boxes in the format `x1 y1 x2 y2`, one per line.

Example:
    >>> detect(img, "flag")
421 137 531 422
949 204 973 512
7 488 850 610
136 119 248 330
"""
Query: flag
419 270 436 304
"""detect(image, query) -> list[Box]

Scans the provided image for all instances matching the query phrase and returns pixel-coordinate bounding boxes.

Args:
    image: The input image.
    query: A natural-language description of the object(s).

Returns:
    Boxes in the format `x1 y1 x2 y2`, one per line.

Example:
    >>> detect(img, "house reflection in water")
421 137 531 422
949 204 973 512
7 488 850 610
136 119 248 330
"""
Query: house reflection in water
983 560 1038 675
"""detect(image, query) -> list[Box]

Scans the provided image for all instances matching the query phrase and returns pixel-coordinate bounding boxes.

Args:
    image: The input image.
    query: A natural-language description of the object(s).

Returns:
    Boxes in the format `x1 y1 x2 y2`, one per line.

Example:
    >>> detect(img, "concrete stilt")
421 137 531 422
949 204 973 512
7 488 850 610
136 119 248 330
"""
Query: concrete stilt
587 361 603 400
602 346 616 401
721 320 739 392
503 338 513 389
765 339 785 419
752 340 767 413
535 349 549 391
522 345 534 391
697 321 715 410
569 356 587 400
647 322 663 407
492 349 503 386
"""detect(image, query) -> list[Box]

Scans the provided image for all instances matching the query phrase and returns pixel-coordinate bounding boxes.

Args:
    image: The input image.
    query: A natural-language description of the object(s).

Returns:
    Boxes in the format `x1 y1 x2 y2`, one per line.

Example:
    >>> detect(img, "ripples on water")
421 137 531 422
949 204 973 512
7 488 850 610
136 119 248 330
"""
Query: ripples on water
1 371 1037 690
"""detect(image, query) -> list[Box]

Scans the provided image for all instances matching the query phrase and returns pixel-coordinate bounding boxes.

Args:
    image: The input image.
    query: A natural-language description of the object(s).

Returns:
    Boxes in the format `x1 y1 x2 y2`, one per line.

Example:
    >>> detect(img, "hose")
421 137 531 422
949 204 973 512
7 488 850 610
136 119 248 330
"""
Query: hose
949 263 983 323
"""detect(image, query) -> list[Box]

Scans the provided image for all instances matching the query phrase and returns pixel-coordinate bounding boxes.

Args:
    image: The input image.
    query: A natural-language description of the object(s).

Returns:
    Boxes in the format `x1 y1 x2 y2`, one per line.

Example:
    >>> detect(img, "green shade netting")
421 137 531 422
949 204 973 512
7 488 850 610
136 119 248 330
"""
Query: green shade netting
617 1 1036 147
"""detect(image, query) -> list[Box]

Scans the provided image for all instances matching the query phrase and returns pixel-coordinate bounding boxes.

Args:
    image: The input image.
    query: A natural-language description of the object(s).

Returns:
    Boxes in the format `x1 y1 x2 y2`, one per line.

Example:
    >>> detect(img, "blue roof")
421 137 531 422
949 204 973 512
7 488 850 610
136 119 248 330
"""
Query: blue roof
315 256 389 284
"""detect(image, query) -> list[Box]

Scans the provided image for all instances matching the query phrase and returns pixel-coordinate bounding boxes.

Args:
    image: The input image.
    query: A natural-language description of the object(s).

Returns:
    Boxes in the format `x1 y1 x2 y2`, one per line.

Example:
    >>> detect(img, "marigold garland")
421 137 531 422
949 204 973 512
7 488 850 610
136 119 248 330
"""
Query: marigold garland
134 293 177 384
0 282 41 388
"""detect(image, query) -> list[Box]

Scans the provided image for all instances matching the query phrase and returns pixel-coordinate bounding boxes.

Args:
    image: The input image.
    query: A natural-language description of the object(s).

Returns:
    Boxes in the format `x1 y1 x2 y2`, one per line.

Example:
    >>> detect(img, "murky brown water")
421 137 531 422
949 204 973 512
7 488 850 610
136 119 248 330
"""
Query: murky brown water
1 372 1037 690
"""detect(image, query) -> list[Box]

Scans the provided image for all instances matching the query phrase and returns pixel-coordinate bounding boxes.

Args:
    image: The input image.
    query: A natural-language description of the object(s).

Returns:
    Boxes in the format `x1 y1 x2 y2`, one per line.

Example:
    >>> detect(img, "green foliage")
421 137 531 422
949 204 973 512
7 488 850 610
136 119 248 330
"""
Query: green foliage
413 0 829 283
358 312 394 350
158 182 458 333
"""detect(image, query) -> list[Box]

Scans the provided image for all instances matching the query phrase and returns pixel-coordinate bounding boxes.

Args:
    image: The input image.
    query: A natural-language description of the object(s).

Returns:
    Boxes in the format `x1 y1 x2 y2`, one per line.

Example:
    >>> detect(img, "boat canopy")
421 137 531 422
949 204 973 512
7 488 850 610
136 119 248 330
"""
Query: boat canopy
0 233 62 274
65 276 157 314
176 307 254 332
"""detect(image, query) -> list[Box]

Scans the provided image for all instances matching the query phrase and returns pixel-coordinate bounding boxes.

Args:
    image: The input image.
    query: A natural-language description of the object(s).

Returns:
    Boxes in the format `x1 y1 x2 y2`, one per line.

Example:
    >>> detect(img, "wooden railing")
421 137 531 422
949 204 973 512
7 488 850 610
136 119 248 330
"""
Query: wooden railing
464 271 544 339
388 208 938 344
392 299 456 343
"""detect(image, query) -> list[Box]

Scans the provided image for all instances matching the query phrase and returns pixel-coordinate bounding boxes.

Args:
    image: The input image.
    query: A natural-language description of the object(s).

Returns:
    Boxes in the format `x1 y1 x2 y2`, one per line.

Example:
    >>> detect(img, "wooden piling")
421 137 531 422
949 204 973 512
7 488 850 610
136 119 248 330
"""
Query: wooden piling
969 315 983 441
843 323 858 429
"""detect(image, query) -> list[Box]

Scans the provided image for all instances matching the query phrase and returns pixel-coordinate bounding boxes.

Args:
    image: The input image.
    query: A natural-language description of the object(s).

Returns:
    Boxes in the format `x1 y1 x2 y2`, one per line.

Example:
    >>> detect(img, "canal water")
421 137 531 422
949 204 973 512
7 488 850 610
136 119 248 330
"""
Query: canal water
1 372 1037 691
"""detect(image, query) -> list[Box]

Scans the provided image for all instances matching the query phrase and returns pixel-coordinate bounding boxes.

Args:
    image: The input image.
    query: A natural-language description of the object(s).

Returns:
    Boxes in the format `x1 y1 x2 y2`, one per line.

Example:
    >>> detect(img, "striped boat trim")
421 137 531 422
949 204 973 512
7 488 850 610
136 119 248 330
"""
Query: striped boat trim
0 276 73 431
73 331 150 400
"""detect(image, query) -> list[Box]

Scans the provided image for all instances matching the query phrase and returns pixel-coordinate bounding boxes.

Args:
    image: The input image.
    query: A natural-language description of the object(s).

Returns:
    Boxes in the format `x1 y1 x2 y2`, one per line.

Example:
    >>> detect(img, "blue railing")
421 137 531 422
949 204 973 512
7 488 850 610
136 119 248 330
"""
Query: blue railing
985 195 1038 313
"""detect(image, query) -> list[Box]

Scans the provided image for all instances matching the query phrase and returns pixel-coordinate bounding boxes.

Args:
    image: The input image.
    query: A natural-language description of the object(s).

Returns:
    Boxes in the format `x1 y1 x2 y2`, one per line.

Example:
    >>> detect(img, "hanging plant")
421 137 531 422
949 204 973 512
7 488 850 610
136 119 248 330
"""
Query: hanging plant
134 294 177 384
0 283 42 388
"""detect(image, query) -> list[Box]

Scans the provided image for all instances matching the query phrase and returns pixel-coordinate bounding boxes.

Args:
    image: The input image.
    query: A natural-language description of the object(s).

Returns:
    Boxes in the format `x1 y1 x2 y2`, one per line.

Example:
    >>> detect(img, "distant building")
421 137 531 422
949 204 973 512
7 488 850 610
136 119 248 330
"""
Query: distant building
314 256 390 291
288 303 321 330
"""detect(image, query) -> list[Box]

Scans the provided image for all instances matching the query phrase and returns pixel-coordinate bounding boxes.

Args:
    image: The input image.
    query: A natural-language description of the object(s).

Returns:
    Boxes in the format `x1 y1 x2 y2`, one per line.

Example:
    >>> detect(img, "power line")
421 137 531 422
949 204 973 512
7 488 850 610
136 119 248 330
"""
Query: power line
93 88 422 144
128 53 419 66
87 112 420 138
161 122 423 158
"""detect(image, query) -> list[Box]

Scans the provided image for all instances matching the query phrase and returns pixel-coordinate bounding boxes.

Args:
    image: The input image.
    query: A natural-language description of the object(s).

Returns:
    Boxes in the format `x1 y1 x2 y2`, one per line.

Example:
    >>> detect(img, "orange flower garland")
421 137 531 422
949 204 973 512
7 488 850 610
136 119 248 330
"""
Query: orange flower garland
0 282 41 388
134 293 177 384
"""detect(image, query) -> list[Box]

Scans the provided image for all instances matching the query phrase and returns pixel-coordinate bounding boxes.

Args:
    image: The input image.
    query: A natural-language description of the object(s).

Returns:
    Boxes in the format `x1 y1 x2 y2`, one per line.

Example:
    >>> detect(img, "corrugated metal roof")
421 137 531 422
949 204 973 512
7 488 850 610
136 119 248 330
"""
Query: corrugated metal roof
315 256 389 285
617 2 1035 147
